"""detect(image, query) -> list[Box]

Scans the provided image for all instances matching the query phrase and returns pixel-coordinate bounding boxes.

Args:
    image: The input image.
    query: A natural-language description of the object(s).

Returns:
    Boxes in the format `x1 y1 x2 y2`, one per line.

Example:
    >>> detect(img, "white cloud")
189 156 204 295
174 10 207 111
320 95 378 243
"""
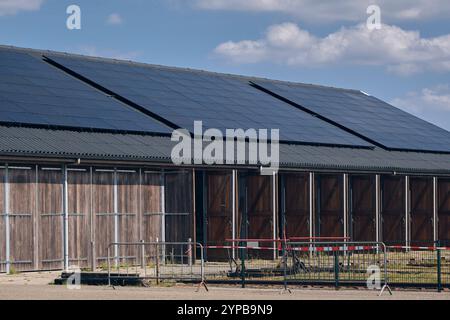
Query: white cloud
391 85 450 130
0 0 44 16
75 45 141 61
106 13 123 25
214 22 450 75
192 0 450 23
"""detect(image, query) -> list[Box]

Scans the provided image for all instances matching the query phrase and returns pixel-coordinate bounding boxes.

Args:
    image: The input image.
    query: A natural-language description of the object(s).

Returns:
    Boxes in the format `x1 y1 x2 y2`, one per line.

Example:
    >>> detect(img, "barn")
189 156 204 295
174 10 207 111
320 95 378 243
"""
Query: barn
0 45 449 273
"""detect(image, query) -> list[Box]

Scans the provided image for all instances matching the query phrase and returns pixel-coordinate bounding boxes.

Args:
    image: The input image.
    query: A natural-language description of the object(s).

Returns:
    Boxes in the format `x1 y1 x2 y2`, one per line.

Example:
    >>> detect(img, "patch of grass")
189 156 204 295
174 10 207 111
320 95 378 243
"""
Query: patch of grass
8 266 19 275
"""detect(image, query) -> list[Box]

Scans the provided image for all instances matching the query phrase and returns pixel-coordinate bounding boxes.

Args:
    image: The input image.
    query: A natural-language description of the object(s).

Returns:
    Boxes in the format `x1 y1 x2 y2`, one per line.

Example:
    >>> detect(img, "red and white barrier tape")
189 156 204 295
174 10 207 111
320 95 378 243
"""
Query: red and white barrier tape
206 245 379 252
387 245 450 251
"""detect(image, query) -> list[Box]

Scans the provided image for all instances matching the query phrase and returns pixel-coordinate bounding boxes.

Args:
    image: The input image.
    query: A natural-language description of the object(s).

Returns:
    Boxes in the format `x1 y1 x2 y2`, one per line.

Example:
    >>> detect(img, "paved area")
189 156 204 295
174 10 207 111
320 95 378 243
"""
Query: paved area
0 272 449 300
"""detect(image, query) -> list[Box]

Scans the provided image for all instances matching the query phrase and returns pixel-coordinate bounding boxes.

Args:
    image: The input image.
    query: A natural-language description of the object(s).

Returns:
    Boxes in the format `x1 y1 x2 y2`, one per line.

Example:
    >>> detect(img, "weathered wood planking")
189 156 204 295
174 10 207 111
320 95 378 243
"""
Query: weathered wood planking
0 168 5 272
206 171 232 259
141 171 162 259
350 175 376 242
410 177 434 244
9 167 36 271
381 175 406 244
38 167 63 270
117 170 139 264
93 170 115 264
438 178 450 242
316 174 344 238
67 169 91 268
165 171 193 243
283 173 309 239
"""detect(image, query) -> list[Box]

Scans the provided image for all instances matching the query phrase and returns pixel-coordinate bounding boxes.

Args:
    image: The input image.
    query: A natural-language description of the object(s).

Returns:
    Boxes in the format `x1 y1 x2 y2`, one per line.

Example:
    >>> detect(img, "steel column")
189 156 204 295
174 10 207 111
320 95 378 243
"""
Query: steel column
433 177 438 243
375 174 381 243
343 174 349 240
113 168 118 266
405 176 410 246
272 172 277 259
4 164 9 274
309 172 314 239
62 164 69 271
232 169 237 260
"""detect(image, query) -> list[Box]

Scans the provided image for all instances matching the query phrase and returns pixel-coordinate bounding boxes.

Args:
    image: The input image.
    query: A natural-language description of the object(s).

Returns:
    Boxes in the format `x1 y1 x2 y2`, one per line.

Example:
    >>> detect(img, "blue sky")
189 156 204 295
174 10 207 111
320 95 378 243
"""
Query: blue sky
0 0 449 130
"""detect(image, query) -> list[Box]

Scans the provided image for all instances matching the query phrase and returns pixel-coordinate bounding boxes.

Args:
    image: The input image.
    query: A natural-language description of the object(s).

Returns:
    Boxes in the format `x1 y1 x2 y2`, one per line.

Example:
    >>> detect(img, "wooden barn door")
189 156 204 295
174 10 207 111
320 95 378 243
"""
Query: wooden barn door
67 168 91 269
438 178 450 243
205 171 232 260
350 175 376 242
37 167 64 270
316 174 344 238
0 168 5 273
381 176 406 244
9 166 36 271
93 169 115 265
141 171 162 260
117 170 139 266
164 171 193 243
246 175 273 240
282 173 309 239
410 177 434 245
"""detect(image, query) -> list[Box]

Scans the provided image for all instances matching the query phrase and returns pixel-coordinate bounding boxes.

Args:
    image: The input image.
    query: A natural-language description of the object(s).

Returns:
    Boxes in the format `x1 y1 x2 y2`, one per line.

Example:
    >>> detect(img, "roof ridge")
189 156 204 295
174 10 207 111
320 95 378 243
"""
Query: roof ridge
0 44 361 93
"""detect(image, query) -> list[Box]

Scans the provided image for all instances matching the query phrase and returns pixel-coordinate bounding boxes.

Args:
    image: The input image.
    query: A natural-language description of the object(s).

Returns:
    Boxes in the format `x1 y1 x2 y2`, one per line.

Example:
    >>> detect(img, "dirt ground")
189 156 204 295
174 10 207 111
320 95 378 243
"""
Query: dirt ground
0 271 449 300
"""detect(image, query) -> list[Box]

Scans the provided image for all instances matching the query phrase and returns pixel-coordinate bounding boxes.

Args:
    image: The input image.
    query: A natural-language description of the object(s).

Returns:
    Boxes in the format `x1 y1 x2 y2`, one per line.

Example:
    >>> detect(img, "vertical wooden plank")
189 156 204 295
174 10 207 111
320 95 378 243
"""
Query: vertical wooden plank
67 168 91 268
37 166 63 270
9 166 35 271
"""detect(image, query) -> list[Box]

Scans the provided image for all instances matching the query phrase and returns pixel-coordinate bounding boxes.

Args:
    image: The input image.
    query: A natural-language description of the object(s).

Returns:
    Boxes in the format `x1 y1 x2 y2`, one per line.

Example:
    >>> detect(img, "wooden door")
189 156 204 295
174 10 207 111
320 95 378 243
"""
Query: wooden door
117 170 139 265
283 173 309 239
438 178 450 243
410 177 434 245
206 172 232 260
350 175 376 241
165 171 193 243
381 176 405 244
316 174 343 238
67 168 91 269
93 169 115 265
38 167 64 270
9 167 36 271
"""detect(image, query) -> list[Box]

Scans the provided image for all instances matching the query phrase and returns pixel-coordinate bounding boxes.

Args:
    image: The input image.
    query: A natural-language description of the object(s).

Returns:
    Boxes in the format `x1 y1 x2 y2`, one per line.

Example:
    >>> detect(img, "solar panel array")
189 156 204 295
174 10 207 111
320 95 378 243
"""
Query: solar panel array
45 54 372 147
0 49 170 134
252 80 450 153
1 47 449 153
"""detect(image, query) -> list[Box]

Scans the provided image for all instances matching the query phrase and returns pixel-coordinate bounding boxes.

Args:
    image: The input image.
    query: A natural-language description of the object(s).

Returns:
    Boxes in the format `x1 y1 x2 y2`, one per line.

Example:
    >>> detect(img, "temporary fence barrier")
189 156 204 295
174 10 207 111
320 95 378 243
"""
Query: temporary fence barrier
103 238 449 292
106 241 208 291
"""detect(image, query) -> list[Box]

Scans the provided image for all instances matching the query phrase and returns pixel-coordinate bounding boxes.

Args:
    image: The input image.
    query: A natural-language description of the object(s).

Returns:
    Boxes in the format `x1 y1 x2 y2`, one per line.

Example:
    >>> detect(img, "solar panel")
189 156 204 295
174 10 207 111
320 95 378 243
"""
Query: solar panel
0 49 170 134
252 80 450 153
45 54 372 148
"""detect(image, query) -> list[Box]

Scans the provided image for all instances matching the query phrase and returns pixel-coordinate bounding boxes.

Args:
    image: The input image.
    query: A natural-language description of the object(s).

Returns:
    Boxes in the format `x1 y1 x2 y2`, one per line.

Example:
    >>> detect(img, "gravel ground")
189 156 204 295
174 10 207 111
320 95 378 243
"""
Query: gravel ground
0 272 449 300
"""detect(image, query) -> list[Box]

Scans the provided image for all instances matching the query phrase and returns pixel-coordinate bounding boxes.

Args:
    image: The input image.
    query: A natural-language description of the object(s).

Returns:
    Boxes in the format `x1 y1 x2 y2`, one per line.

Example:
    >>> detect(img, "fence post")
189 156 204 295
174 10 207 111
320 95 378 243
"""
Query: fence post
334 251 339 289
437 247 442 293
283 241 288 291
140 240 145 269
188 238 193 267
240 241 245 288
156 238 160 285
